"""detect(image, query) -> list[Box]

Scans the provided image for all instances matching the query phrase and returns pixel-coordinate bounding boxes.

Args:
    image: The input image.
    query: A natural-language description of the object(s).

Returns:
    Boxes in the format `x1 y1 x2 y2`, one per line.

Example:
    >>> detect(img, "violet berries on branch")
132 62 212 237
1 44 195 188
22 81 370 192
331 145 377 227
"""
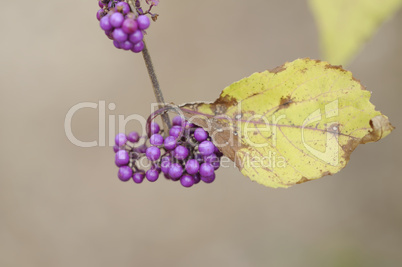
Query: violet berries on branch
113 113 223 188
97 1 153 53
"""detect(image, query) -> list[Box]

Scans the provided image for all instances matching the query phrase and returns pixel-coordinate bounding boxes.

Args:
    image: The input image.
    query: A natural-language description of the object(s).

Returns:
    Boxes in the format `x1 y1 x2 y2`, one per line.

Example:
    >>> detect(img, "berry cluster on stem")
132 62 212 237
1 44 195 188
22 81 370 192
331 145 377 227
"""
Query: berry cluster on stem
114 114 223 188
97 0 151 53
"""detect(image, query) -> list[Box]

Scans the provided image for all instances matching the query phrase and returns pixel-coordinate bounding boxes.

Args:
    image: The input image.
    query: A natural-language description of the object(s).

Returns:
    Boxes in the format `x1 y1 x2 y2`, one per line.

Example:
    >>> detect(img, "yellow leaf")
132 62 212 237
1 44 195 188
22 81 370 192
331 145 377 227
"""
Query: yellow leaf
309 0 402 65
180 58 394 188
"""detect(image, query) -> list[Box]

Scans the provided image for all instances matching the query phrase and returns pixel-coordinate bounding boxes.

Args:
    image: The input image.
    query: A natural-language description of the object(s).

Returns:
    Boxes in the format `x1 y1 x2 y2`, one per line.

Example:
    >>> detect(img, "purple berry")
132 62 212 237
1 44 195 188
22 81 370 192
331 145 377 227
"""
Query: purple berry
169 126 182 138
185 159 200 175
146 168 159 182
121 40 133 50
118 166 133 182
174 145 189 160
133 172 145 184
150 134 164 146
200 163 214 177
98 1 104 8
113 40 122 49
194 128 208 142
160 157 171 174
201 173 215 184
214 146 223 157
115 150 130 167
97 9 106 21
172 115 184 126
180 174 195 188
185 122 195 128
105 30 113 40
113 145 121 153
204 154 220 170
198 140 215 156
150 122 160 134
100 16 112 31
169 163 183 179
115 133 127 147
110 12 124 28
129 30 144 44
193 173 201 184
122 19 138 34
137 15 151 30
116 2 130 14
146 146 161 161
112 28 128 42
127 131 140 143
135 144 147 153
194 153 204 163
131 41 144 53
164 136 177 150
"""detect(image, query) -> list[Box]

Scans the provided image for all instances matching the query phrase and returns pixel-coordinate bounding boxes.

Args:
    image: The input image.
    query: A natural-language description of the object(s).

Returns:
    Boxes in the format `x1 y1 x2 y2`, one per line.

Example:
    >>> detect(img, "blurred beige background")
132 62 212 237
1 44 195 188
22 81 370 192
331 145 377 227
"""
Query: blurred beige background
1 0 401 266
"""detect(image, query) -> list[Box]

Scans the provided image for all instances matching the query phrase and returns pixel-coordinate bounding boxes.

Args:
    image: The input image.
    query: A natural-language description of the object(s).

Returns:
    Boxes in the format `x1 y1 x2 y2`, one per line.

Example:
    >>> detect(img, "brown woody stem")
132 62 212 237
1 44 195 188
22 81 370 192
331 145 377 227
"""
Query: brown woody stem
127 0 171 134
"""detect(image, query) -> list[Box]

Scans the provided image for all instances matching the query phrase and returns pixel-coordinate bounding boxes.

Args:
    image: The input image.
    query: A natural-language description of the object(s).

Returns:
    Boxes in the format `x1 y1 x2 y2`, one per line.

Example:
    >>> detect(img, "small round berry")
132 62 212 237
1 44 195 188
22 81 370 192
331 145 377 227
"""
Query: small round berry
199 163 214 177
135 144 147 153
113 40 122 49
174 145 189 160
169 126 182 138
185 159 200 175
132 172 145 184
121 40 133 51
150 122 160 134
129 30 143 44
194 153 204 163
97 9 106 21
204 154 220 170
110 12 124 28
122 19 138 34
214 146 223 157
112 28 128 43
163 173 171 180
160 157 171 174
146 169 159 182
185 122 195 128
115 133 127 147
193 173 201 184
194 128 208 142
118 166 133 182
172 115 184 126
201 173 215 184
146 146 161 161
115 150 130 167
127 131 140 143
137 15 151 30
131 41 144 53
113 145 121 153
150 134 164 146
164 136 177 150
180 174 195 188
105 30 113 40
198 141 215 156
116 2 130 14
169 163 183 179
100 16 113 31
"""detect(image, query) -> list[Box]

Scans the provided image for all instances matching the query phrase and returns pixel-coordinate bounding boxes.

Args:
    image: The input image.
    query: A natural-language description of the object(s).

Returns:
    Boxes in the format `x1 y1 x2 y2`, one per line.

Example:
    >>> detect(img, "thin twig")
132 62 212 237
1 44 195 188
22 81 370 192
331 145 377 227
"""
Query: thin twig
127 0 171 133
141 41 172 131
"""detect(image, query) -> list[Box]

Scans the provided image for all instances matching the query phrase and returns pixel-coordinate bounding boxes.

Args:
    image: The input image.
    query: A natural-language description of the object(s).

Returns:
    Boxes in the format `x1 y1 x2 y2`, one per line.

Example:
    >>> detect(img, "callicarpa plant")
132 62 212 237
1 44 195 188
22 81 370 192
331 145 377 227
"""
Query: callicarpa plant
97 0 394 188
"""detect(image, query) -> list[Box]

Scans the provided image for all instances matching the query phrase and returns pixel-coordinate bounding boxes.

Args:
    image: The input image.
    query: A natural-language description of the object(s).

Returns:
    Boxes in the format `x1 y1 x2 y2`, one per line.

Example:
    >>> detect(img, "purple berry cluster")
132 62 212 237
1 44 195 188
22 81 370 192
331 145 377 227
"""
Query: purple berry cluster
113 116 223 188
97 1 151 53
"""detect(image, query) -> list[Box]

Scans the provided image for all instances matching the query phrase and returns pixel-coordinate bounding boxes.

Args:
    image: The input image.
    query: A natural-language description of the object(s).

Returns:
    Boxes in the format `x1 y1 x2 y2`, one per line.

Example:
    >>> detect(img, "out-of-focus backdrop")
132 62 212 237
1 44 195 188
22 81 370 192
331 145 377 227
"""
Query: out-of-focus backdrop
1 1 401 266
